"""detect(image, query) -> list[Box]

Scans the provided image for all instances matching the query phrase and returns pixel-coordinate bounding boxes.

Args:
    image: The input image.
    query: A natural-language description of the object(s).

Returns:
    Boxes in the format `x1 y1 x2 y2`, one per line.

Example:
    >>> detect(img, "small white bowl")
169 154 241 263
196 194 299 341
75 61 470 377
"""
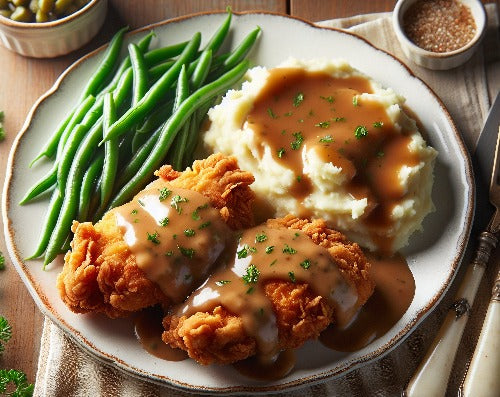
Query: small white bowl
0 0 107 58
392 0 486 70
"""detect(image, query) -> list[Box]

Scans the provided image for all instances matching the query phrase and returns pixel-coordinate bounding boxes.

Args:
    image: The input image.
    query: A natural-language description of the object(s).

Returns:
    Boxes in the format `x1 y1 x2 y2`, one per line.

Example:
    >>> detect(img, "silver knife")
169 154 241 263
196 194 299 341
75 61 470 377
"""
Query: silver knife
405 91 500 397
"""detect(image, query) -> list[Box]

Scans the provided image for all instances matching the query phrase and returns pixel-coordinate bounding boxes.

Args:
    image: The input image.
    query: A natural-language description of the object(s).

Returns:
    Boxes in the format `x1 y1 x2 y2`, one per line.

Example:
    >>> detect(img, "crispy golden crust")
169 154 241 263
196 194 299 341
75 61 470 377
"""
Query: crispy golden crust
162 215 374 365
57 154 256 318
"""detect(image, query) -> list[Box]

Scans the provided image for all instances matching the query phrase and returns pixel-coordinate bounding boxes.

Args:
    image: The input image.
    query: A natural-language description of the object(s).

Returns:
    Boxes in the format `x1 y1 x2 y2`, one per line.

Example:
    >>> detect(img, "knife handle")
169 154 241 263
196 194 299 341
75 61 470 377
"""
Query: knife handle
404 231 497 397
461 270 500 397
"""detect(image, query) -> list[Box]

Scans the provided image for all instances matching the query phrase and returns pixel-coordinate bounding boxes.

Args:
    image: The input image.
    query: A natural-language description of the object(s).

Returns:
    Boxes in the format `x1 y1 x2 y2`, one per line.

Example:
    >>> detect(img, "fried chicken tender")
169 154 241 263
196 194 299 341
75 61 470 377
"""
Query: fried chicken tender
57 154 255 318
162 215 374 365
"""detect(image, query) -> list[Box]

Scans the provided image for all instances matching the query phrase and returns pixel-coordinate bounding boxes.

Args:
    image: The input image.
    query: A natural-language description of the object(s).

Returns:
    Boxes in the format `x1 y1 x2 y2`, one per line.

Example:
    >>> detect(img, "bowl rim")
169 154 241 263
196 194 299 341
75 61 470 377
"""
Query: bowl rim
0 0 102 29
392 0 487 59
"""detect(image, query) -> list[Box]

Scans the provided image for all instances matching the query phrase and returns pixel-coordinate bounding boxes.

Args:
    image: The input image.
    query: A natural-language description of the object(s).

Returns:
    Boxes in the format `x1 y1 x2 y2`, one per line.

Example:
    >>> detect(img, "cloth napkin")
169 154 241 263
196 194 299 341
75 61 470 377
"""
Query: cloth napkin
34 5 500 397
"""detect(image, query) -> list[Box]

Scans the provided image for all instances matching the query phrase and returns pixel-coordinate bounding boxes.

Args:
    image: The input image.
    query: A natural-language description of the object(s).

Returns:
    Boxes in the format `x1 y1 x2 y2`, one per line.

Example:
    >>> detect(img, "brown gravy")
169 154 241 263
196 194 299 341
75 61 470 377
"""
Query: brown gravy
246 68 420 252
134 307 187 361
177 224 359 361
233 349 296 381
112 180 230 303
320 253 415 352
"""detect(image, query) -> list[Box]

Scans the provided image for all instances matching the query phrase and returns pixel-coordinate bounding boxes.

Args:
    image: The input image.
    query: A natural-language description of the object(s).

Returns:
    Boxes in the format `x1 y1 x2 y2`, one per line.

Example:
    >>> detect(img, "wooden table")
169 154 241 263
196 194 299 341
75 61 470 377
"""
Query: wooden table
0 0 497 387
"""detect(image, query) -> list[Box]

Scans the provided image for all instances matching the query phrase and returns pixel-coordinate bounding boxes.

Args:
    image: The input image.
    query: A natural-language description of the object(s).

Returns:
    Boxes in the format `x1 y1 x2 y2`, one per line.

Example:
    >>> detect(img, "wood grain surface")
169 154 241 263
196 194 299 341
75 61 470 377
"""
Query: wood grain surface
0 0 497 387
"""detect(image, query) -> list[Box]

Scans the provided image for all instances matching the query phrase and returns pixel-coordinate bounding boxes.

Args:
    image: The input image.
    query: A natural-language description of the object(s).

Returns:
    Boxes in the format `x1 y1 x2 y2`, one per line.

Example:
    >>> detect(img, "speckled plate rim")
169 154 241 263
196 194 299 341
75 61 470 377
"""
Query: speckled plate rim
2 10 474 394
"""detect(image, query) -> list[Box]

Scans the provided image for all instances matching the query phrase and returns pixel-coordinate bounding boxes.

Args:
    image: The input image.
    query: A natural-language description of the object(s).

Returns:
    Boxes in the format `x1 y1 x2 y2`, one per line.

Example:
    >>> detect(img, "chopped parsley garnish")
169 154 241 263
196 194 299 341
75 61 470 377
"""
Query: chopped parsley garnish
184 229 195 237
352 95 359 106
246 287 255 294
242 264 260 284
147 231 160 245
288 271 296 283
282 244 297 254
199 221 211 229
319 135 334 143
159 217 169 227
376 150 385 158
178 246 195 258
320 95 334 103
0 316 12 353
354 125 369 139
284 111 293 117
300 259 311 269
267 107 278 119
296 175 302 182
130 209 138 215
255 233 267 243
293 92 304 107
373 121 384 128
0 368 34 397
216 280 231 286
138 199 145 207
0 111 5 142
315 121 330 129
171 195 188 214
0 252 5 271
237 244 256 259
269 259 277 266
293 232 300 239
158 187 172 201
277 147 286 158
290 131 304 150
265 246 275 254
334 117 345 122
165 250 174 257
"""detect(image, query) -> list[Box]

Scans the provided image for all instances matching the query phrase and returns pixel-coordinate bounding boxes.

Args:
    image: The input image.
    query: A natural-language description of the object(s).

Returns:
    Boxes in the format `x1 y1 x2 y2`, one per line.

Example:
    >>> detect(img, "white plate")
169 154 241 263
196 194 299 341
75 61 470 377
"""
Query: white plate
2 11 474 394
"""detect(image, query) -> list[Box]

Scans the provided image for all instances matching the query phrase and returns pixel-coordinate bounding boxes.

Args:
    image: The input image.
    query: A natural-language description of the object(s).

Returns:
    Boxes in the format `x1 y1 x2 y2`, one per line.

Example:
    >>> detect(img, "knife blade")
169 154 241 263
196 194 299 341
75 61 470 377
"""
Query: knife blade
472 92 500 232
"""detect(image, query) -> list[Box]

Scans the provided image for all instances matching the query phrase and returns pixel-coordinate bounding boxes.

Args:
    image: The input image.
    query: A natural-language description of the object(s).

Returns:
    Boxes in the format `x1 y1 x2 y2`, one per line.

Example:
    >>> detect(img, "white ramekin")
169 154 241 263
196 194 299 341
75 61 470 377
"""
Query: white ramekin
0 0 107 58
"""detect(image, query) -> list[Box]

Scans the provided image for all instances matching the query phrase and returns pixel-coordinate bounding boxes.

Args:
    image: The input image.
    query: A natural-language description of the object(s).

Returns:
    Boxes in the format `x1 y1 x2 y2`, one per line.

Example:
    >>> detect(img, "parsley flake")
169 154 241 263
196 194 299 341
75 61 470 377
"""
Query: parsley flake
319 135 334 143
191 203 209 221
373 121 384 128
159 217 169 227
354 125 369 139
288 271 296 283
242 264 260 284
171 195 188 214
352 96 359 106
255 233 267 243
300 259 311 269
131 209 138 215
215 280 231 286
0 252 5 271
178 246 195 258
293 92 304 107
184 229 195 237
334 117 346 122
282 244 297 254
265 246 275 254
320 95 334 103
237 244 256 259
290 131 304 150
277 147 286 158
199 221 211 229
267 107 278 119
315 121 330 129
147 231 160 245
158 187 172 201
165 250 173 257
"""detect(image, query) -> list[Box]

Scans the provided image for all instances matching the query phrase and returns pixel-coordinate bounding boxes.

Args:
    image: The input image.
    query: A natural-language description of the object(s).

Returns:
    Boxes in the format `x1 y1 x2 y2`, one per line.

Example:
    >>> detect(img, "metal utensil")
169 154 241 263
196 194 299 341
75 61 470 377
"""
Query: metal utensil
405 93 500 397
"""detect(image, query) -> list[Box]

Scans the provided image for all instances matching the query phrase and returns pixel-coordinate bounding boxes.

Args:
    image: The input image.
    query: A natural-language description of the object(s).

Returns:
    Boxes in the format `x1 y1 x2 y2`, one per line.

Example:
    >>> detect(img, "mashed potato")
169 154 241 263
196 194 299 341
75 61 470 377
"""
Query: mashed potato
201 58 437 253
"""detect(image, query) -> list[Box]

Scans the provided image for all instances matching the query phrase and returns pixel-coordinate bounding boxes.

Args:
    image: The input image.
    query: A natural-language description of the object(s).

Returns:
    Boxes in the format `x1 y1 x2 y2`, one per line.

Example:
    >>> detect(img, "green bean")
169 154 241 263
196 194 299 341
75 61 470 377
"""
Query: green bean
108 60 250 209
100 93 118 210
102 32 202 144
19 165 57 205
56 95 96 159
29 110 73 167
25 189 62 260
203 8 232 53
170 65 191 170
135 99 173 135
190 49 212 91
222 27 261 71
148 60 175 81
79 26 128 101
78 153 104 222
128 43 149 106
143 40 189 66
116 125 162 189
183 98 215 168
56 123 92 191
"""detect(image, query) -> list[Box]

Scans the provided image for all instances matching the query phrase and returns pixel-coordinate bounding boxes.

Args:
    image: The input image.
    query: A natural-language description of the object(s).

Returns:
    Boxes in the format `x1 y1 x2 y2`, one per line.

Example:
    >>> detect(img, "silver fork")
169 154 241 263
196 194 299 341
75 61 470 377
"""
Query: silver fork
405 127 499 396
